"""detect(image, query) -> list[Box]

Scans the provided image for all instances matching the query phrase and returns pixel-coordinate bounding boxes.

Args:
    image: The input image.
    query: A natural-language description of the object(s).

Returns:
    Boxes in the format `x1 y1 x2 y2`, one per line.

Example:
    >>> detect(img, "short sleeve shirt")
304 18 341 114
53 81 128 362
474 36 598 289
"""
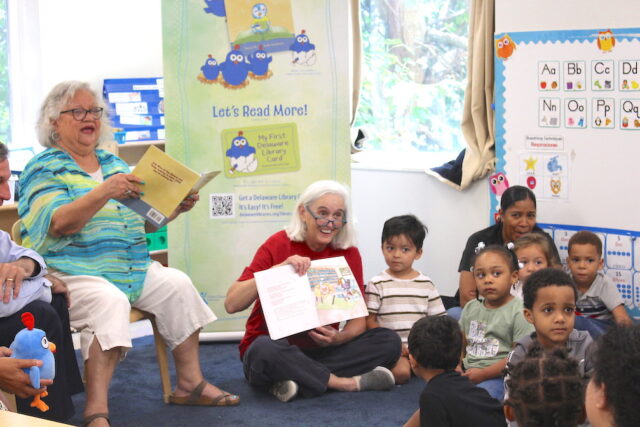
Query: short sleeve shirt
575 272 624 321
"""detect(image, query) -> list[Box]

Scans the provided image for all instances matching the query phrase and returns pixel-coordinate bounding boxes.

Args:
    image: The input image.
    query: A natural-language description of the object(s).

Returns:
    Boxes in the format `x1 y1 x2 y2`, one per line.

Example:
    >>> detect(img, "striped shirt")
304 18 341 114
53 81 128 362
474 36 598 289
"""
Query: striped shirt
365 271 445 342
18 148 151 303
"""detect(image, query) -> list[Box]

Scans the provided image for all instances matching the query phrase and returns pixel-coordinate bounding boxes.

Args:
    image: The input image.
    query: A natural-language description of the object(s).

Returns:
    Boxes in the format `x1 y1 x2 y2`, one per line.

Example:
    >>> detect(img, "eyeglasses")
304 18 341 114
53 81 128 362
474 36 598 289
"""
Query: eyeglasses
60 107 104 121
305 205 347 228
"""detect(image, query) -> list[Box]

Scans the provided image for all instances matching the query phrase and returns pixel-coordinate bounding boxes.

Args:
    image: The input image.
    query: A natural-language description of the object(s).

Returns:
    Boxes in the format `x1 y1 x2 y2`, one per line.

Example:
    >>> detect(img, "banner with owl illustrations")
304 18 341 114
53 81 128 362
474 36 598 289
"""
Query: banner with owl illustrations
493 27 640 318
161 0 350 335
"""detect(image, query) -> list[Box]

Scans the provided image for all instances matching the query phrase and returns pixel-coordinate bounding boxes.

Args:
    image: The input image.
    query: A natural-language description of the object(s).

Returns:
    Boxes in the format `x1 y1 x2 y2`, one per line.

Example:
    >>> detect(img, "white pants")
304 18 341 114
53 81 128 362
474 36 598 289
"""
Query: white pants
56 261 217 360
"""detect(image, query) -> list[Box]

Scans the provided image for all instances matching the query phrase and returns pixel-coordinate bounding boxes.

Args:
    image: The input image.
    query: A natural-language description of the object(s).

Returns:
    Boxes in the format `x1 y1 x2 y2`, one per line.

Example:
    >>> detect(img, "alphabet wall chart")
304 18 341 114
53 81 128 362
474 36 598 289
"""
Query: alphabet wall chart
493 28 640 317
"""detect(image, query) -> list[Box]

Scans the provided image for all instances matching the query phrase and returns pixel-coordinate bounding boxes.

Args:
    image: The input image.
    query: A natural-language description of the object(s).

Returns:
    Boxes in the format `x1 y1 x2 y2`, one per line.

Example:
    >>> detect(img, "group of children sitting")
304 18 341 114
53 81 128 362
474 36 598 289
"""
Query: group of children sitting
364 214 639 426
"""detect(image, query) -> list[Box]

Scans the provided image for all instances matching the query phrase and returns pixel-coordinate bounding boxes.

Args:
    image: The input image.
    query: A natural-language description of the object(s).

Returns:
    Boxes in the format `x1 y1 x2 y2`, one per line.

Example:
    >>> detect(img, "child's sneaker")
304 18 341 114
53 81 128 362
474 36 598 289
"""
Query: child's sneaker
356 366 395 391
270 380 298 402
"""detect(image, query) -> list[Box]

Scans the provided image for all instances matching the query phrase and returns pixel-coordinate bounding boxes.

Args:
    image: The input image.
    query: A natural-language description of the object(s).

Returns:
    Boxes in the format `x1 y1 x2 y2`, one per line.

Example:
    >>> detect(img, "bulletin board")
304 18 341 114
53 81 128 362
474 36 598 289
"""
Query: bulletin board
493 27 640 317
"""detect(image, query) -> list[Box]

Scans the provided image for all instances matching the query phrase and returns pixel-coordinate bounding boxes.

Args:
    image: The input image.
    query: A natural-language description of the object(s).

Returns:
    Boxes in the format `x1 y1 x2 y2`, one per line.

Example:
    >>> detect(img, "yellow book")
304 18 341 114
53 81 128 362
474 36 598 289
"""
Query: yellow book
120 146 219 226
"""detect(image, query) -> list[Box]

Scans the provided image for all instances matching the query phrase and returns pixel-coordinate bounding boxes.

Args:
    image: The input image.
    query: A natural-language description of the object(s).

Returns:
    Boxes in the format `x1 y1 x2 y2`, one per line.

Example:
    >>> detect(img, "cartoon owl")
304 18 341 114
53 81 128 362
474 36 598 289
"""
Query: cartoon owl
219 45 250 89
226 131 258 174
290 30 317 66
251 3 270 34
597 30 615 53
198 54 220 83
495 34 515 60
489 172 509 196
248 45 273 80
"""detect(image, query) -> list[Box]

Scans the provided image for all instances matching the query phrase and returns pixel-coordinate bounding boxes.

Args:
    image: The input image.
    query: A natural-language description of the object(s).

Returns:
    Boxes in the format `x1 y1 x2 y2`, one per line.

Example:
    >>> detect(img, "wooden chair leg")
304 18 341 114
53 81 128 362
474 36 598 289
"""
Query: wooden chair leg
149 317 172 404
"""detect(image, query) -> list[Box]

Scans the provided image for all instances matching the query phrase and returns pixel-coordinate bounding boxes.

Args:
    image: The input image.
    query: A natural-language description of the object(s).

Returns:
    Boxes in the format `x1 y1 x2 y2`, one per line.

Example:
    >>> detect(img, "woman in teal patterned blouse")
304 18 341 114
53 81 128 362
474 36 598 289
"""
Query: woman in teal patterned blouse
18 81 239 427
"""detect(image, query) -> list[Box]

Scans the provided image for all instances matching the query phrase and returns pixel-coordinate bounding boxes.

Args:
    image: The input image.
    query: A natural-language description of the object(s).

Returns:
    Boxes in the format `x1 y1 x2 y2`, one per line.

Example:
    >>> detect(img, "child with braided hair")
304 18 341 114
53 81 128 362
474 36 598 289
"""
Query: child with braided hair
504 344 585 426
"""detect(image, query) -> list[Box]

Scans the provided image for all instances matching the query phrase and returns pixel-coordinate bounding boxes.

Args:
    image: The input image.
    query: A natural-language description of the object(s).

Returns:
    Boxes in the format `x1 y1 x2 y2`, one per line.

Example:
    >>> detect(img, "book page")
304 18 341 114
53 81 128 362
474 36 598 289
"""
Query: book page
255 256 368 340
191 170 220 193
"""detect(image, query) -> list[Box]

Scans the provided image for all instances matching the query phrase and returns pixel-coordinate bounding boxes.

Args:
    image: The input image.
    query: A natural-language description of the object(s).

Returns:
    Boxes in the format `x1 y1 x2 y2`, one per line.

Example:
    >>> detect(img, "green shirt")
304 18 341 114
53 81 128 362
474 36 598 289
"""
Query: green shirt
460 297 534 369
18 147 151 303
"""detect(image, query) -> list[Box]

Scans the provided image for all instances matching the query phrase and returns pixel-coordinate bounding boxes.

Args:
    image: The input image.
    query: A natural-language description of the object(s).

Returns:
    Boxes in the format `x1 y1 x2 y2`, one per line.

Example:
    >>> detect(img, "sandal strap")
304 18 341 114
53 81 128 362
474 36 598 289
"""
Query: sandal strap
187 380 208 404
83 412 111 426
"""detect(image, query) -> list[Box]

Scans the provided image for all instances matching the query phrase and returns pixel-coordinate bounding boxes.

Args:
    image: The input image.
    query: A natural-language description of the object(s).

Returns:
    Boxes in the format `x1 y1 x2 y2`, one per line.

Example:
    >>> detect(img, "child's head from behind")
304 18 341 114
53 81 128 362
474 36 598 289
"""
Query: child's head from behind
472 244 519 308
505 344 584 427
587 325 640 427
567 231 603 287
381 215 427 278
408 315 461 371
515 233 560 283
522 268 578 349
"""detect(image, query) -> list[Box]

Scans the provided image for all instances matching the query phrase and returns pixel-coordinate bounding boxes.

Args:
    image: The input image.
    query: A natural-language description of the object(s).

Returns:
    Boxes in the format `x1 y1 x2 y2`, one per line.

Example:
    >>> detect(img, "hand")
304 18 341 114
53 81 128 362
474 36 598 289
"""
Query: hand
0 347 11 357
0 358 51 398
462 368 485 384
47 274 70 308
308 326 339 347
178 193 199 214
277 255 311 276
0 262 28 304
103 173 143 199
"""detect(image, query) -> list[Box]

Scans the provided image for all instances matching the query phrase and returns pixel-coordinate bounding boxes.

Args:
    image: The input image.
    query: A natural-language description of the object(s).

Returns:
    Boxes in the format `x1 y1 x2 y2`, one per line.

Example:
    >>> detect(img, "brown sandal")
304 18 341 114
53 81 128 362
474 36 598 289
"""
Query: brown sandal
83 412 111 426
168 380 240 406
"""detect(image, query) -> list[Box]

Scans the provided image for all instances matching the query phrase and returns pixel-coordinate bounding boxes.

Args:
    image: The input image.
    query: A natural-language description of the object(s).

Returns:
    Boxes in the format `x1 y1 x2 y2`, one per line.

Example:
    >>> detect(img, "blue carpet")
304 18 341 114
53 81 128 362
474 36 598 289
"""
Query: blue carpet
68 336 423 426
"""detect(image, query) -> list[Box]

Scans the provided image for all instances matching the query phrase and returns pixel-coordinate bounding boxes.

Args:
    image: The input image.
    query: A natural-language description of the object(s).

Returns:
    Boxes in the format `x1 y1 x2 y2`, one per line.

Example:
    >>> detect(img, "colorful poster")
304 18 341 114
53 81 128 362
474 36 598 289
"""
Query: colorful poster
162 0 350 334
493 28 640 318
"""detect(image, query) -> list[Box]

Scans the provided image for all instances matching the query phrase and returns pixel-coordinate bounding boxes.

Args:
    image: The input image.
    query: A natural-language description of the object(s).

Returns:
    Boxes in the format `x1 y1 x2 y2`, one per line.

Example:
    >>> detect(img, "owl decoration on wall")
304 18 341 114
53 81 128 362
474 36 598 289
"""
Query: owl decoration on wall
495 34 516 60
489 172 510 196
597 29 615 53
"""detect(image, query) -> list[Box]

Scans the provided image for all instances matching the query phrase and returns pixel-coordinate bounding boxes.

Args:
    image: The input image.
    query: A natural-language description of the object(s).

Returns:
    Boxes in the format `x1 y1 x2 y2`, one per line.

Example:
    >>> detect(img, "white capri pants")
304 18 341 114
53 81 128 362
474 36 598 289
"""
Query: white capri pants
56 261 217 360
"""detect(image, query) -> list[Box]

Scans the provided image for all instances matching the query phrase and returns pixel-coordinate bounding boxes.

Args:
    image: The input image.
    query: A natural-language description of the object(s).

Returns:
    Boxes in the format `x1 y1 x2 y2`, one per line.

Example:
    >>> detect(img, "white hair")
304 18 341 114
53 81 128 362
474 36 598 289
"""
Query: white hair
37 81 111 148
285 180 357 250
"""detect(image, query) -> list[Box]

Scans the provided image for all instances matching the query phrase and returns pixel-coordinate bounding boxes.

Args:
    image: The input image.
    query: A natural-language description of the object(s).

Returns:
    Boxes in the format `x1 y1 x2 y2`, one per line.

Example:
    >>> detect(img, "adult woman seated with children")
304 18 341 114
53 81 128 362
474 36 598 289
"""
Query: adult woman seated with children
15 81 239 426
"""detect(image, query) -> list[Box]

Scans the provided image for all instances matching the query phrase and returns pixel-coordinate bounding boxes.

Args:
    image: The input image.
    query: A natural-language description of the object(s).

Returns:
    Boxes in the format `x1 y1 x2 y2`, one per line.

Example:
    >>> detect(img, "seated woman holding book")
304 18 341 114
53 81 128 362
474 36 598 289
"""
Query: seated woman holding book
17 81 239 427
225 180 401 403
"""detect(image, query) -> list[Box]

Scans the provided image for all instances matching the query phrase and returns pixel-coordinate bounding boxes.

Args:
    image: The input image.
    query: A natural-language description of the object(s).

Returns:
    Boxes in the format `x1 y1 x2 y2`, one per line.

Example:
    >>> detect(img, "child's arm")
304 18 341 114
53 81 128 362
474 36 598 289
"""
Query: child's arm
366 313 380 330
403 409 420 427
611 305 633 326
463 357 508 384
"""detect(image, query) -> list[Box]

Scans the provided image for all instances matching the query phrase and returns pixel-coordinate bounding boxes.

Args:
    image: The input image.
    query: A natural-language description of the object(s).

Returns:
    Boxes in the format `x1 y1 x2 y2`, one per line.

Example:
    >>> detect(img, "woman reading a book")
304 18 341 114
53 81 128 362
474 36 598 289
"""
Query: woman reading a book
225 180 401 403
17 81 239 427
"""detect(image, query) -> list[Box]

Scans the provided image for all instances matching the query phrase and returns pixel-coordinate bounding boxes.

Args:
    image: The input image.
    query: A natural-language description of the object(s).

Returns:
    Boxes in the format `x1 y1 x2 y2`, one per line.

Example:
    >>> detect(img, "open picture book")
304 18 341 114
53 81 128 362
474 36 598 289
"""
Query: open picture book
119 145 219 226
254 256 368 340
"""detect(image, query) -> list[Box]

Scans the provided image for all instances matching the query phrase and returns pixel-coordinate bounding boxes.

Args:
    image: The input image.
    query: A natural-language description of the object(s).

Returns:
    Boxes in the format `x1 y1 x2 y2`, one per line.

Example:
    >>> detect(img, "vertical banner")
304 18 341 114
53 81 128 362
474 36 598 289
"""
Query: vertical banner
161 0 350 334
493 28 640 317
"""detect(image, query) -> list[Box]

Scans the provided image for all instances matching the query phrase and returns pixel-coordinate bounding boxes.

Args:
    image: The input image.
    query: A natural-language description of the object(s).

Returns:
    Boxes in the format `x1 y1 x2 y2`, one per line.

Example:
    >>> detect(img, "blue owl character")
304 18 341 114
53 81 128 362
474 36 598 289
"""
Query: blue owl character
198 54 220 84
248 45 273 80
226 131 258 174
10 312 56 412
251 3 270 35
219 45 251 89
290 30 317 66
203 0 226 17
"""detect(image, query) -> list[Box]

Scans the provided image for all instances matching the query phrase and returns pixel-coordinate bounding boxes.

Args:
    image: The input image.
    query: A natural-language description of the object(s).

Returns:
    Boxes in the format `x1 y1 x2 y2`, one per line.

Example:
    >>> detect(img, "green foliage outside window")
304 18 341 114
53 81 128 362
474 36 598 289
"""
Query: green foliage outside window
356 0 468 154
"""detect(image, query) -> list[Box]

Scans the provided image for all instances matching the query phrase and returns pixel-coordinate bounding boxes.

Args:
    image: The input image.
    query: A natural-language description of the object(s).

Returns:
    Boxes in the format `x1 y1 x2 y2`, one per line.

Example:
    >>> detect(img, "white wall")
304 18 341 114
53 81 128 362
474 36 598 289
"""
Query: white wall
16 0 489 297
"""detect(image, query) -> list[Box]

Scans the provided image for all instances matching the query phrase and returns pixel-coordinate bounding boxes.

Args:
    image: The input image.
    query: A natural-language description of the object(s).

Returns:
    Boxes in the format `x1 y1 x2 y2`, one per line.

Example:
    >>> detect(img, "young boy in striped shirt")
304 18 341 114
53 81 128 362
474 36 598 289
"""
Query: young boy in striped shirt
365 215 445 384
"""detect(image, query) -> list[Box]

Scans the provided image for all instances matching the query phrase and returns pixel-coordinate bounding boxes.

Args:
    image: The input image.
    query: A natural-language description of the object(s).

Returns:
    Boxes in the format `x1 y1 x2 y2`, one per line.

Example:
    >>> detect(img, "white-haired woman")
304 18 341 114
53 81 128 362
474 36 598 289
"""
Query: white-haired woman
18 81 239 427
225 180 401 403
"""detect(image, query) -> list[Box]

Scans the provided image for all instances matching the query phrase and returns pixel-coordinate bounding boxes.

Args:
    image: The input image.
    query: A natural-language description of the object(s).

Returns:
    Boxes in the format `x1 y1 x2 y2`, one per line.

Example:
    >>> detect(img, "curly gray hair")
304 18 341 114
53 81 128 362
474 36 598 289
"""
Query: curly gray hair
37 81 111 148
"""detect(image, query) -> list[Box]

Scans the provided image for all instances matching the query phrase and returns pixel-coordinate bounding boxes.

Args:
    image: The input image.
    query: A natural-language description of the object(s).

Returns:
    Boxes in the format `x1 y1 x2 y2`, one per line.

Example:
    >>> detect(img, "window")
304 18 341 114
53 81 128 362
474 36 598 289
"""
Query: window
355 0 469 168
0 0 9 146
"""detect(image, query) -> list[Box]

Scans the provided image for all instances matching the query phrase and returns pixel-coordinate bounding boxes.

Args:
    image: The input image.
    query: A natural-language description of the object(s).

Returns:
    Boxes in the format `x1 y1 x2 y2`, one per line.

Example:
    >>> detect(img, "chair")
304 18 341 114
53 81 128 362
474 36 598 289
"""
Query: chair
10 220 173 403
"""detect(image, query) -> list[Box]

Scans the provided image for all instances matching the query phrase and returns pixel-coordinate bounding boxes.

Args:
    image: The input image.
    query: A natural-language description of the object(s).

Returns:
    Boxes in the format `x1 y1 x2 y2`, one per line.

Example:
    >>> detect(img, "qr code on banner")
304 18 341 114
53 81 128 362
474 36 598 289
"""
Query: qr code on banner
210 193 234 219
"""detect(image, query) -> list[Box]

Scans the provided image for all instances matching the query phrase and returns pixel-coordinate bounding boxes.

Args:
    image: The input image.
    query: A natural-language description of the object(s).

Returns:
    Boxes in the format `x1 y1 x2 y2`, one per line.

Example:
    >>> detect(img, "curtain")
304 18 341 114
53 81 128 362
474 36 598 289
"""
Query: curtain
349 0 362 126
427 0 495 190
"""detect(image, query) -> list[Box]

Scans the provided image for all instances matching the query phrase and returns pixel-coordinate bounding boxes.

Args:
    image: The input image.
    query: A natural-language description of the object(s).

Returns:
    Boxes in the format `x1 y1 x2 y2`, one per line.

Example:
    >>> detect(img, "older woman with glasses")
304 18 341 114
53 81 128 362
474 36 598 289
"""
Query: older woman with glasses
17 81 239 427
225 180 401 403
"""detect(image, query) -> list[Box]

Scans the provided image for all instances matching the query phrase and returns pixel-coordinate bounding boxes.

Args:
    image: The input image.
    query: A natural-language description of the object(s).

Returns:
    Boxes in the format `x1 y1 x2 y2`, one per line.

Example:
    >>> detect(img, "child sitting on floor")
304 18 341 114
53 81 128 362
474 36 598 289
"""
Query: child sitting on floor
404 315 505 427
567 231 632 338
507 268 594 379
511 233 560 299
505 345 585 426
459 244 534 400
366 214 445 383
585 324 640 427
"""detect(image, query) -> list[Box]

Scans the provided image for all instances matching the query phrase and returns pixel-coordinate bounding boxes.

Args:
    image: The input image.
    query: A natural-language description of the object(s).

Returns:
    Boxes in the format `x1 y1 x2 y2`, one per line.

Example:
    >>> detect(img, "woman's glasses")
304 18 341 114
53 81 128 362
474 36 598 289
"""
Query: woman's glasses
60 107 104 121
305 205 347 228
